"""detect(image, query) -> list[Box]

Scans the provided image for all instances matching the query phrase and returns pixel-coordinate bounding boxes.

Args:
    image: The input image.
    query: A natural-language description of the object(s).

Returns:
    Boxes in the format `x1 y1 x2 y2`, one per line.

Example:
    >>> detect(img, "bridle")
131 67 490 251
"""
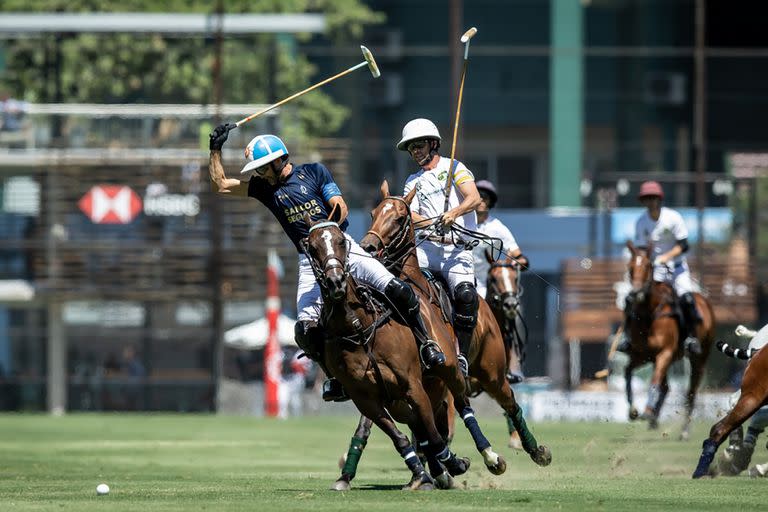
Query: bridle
487 261 522 319
365 196 416 272
301 221 350 294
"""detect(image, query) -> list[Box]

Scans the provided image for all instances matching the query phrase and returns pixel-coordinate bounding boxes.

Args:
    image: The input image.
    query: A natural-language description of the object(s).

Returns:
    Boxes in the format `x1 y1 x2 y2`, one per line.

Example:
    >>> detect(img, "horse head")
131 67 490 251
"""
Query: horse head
486 250 521 319
359 180 417 264
302 205 349 302
626 240 653 302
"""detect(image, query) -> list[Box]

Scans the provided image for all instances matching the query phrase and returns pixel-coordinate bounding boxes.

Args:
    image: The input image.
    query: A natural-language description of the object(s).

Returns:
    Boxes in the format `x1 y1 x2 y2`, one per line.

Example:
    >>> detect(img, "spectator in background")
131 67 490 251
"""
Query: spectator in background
0 91 29 132
121 344 146 410
279 348 312 418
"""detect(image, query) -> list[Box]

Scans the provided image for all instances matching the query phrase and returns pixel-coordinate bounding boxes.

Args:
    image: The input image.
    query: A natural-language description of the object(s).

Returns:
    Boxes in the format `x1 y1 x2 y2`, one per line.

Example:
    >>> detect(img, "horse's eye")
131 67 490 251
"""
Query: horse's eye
370 210 374 219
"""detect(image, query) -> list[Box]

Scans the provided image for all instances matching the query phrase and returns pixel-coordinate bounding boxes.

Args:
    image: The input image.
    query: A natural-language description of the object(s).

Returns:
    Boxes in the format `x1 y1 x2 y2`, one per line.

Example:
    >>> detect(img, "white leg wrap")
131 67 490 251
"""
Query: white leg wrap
482 447 500 466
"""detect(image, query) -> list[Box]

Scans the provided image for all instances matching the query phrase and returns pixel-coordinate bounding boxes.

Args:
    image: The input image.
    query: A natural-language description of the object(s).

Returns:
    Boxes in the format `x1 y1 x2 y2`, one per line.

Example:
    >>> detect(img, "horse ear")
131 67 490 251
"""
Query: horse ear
626 240 635 254
485 249 494 263
304 213 315 227
328 203 343 224
404 185 417 205
380 180 390 198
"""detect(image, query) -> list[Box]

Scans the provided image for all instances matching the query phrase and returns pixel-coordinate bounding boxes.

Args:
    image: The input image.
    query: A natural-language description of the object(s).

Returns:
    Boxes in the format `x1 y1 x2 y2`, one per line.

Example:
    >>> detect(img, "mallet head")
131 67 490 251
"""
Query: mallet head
460 27 478 43
360 45 381 78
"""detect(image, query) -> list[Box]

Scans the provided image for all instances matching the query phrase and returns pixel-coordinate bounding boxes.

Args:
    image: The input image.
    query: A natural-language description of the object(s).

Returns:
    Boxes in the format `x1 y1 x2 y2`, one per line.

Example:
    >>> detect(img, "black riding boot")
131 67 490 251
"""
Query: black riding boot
384 278 446 370
680 292 702 355
453 282 479 377
295 321 349 402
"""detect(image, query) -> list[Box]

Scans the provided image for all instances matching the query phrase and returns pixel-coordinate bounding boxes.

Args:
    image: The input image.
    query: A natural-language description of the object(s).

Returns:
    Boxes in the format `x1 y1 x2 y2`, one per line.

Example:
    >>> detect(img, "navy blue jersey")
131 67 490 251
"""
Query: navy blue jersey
248 162 348 252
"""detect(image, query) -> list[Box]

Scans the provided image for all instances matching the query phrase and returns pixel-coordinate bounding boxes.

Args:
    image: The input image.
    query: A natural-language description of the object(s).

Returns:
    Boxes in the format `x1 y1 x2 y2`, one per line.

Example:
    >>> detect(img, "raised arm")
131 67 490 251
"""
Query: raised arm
209 123 249 197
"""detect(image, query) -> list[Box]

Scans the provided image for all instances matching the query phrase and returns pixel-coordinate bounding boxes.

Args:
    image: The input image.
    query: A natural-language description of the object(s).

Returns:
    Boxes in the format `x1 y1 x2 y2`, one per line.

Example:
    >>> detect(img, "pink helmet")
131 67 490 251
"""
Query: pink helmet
638 180 664 200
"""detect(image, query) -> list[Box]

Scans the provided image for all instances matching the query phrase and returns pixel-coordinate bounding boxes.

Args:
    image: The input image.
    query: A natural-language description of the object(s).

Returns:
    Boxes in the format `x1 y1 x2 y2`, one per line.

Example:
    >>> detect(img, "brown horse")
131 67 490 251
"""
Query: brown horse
303 209 481 490
484 250 527 449
332 182 550 490
624 241 715 440
692 340 768 478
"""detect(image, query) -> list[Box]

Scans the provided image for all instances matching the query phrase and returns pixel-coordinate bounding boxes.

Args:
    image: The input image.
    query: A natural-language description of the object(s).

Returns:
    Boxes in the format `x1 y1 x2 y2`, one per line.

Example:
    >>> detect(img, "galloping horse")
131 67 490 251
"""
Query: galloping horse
624 241 715 440
484 251 527 448
331 182 550 490
304 208 495 490
692 337 768 477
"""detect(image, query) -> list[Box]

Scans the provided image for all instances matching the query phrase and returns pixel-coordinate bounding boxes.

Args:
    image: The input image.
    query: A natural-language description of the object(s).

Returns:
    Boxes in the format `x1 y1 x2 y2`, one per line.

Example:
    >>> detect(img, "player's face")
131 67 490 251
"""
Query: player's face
640 195 661 210
478 191 492 213
254 162 279 185
407 139 432 165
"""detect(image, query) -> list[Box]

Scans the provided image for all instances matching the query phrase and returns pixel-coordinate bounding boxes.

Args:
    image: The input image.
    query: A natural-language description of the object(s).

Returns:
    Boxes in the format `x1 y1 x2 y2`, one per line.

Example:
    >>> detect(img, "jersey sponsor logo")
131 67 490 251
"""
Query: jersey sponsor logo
284 199 322 223
438 170 448 181
300 185 308 195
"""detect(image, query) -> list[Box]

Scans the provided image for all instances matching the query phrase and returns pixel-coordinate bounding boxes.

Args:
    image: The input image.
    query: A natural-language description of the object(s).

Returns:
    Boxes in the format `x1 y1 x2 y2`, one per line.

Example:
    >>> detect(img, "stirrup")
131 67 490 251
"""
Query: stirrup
457 354 468 377
322 378 350 402
419 340 446 370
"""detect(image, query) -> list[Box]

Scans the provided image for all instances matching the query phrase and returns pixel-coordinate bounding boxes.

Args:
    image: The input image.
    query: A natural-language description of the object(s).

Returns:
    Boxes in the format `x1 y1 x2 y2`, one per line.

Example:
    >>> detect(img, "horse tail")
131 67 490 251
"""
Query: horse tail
716 340 760 360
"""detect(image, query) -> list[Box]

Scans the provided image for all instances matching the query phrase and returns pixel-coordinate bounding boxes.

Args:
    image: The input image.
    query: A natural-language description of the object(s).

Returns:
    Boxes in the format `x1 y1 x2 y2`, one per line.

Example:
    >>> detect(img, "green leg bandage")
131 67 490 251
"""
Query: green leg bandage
341 436 368 479
511 406 538 454
504 412 516 435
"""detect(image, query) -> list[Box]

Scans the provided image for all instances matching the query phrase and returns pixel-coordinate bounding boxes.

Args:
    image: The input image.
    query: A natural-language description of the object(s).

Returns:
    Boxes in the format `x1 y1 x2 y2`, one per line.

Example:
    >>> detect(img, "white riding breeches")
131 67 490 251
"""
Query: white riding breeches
653 261 695 296
296 233 394 323
476 281 488 300
416 240 475 294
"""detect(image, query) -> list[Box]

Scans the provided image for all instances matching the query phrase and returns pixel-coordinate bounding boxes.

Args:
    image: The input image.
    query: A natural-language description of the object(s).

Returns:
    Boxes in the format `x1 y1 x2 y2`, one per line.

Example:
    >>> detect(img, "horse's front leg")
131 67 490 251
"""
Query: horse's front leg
682 348 707 441
625 361 639 420
331 414 373 491
643 347 674 429
693 393 764 478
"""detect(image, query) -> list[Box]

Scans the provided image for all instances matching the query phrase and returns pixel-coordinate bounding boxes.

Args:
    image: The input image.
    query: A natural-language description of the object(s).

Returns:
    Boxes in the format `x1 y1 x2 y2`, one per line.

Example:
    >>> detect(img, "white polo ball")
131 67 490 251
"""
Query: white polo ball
96 483 110 495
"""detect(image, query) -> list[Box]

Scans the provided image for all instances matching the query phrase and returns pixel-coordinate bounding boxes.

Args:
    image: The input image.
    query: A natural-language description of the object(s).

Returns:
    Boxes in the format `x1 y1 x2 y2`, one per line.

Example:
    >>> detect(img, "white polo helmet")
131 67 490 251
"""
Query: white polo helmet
396 118 441 151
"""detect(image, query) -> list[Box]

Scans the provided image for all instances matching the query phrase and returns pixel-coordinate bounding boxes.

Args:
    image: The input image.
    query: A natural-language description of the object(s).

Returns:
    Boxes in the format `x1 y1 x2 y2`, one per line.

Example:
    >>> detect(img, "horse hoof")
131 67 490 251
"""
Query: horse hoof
629 407 639 421
648 418 659 430
532 445 552 467
403 472 434 491
508 432 523 451
338 452 347 470
445 456 471 476
486 455 507 476
330 479 351 491
433 471 456 490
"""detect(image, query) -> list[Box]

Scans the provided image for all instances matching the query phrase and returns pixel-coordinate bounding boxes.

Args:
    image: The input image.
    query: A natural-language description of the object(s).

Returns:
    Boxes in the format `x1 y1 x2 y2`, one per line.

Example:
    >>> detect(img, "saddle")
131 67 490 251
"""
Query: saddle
419 269 453 322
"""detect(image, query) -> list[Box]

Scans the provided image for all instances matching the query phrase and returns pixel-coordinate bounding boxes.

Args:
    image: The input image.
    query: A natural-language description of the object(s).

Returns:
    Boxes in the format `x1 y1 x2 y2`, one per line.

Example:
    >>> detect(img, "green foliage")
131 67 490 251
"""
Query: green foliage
0 0 384 140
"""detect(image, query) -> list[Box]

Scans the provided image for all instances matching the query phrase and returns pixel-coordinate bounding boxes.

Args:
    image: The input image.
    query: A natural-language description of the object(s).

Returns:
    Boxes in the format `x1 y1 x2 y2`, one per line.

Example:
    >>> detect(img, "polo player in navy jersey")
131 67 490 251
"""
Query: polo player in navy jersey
208 123 445 402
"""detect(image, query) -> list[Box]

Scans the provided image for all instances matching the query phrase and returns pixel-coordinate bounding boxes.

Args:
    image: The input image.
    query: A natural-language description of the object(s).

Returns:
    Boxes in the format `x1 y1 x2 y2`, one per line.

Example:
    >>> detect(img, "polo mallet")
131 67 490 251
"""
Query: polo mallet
442 27 478 214
233 45 380 128
594 324 624 379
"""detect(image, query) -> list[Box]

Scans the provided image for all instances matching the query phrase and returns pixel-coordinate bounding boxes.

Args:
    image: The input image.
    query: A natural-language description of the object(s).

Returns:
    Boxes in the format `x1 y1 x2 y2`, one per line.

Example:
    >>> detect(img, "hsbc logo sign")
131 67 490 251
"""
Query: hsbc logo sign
78 185 143 224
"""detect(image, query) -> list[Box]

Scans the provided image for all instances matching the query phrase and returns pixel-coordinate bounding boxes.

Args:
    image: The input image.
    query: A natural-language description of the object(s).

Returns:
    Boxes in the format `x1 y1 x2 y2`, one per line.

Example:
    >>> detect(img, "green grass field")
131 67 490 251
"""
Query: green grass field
0 414 763 511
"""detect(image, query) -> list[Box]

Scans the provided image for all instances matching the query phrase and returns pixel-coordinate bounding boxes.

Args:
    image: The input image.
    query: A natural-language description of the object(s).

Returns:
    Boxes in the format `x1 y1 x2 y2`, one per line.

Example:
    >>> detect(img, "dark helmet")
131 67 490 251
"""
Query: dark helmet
475 180 498 208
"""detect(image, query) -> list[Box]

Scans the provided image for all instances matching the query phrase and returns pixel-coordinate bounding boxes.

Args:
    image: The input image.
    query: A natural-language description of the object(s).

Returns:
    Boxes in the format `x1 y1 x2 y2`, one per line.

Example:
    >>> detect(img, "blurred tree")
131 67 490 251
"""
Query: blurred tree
0 0 384 140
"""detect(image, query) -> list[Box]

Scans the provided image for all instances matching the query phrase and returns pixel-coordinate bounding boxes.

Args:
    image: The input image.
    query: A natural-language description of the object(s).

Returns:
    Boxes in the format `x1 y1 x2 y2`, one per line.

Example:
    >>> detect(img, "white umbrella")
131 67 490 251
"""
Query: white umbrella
223 314 297 350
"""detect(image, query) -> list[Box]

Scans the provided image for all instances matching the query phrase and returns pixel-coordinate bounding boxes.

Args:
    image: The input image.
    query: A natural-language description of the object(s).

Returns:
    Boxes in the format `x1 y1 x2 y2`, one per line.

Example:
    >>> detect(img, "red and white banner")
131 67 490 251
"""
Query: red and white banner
78 185 142 224
263 249 283 417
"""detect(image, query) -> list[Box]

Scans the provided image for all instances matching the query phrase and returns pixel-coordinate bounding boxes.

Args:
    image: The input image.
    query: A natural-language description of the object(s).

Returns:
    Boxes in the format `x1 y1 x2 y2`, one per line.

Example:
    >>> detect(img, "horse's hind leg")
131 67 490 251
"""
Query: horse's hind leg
681 353 706 441
484 378 551 467
331 414 373 491
693 394 764 478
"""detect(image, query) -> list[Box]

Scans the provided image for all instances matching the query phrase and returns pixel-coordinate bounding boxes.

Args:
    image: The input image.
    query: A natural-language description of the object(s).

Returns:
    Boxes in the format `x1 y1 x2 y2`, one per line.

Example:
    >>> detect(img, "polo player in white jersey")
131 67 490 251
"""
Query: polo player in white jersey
617 180 702 355
472 179 529 299
398 118 482 376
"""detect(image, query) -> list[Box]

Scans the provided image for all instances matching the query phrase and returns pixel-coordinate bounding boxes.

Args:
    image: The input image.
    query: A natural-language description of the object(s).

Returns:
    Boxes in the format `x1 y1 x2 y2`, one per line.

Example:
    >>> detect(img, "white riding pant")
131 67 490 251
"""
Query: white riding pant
296 233 394 323
476 281 488 300
653 261 695 295
416 240 475 295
